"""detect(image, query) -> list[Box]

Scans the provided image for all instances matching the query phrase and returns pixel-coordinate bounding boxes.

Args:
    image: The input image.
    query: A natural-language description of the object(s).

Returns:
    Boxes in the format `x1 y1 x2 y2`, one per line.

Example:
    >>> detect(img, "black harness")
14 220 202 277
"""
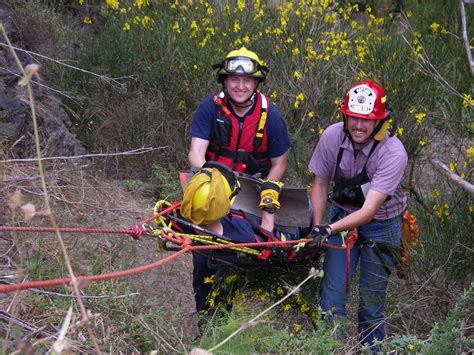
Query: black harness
330 137 380 208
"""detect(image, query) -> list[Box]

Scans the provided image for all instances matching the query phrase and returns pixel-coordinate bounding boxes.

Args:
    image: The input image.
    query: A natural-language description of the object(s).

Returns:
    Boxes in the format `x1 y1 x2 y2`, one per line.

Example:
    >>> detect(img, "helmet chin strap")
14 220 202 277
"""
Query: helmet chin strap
223 87 256 109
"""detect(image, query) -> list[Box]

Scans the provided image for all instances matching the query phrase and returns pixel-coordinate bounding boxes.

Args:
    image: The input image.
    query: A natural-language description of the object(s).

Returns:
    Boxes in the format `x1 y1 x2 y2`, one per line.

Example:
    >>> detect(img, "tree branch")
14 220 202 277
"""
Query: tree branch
430 158 474 195
0 146 168 163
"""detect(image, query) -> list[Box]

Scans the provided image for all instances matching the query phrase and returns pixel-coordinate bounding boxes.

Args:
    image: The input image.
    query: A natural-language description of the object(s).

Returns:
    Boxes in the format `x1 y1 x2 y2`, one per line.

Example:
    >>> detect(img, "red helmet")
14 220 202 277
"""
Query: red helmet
340 80 388 120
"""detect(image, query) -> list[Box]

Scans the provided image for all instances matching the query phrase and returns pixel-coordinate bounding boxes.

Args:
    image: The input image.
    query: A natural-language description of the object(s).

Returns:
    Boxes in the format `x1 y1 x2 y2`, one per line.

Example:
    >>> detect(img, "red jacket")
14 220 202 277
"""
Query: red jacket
206 91 271 176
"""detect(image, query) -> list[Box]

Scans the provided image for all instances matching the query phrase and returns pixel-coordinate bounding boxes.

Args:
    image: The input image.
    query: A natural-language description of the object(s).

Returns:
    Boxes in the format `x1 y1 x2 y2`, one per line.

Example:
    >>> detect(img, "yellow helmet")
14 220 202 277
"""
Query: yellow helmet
181 162 240 225
213 47 269 84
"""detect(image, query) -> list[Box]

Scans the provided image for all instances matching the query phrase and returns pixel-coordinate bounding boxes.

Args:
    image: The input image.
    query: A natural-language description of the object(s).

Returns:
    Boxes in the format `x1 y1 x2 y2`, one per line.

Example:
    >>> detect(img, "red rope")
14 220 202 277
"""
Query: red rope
0 201 359 295
0 202 180 240
0 246 191 294
344 229 358 293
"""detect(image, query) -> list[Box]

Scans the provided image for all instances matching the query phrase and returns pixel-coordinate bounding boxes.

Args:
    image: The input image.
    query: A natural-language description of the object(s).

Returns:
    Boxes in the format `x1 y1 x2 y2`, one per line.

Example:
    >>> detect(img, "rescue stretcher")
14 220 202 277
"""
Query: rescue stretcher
148 173 354 271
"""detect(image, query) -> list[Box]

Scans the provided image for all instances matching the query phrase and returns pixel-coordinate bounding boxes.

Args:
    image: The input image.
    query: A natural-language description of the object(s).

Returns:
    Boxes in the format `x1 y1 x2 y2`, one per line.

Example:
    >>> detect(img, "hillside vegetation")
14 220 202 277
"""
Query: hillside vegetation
1 0 473 353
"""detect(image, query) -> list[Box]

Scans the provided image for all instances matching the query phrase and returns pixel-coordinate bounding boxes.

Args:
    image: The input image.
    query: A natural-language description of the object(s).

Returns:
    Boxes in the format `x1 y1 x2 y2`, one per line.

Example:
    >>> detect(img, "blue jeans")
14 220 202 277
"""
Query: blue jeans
320 205 401 352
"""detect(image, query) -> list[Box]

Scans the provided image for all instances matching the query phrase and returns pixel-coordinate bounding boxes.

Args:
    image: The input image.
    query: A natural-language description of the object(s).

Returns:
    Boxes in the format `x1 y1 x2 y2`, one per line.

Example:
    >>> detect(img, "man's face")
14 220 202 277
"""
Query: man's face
346 115 378 146
223 75 258 104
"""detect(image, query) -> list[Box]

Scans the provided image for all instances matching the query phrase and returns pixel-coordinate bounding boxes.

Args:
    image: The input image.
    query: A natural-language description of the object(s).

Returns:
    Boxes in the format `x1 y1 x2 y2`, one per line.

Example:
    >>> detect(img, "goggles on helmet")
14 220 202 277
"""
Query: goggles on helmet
222 56 260 75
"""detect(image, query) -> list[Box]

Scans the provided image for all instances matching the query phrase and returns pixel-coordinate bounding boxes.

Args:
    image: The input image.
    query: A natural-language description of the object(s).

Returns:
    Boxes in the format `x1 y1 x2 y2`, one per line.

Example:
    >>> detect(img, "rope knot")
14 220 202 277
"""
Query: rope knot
181 237 192 249
128 225 145 240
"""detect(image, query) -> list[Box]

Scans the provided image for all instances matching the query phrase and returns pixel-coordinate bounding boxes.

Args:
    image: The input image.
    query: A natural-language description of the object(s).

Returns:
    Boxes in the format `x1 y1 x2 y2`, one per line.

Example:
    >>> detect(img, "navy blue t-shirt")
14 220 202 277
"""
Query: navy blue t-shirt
221 215 259 243
190 95 292 158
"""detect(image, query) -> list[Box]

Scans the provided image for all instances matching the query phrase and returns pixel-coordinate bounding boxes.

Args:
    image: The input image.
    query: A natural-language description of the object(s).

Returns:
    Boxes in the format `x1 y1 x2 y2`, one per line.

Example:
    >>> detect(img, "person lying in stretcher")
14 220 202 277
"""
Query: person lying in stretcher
179 162 322 322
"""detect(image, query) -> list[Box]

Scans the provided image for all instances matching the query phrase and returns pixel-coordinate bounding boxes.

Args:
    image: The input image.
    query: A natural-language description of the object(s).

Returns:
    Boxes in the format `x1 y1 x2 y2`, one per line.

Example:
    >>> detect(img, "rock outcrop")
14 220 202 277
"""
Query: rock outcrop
0 3 88 162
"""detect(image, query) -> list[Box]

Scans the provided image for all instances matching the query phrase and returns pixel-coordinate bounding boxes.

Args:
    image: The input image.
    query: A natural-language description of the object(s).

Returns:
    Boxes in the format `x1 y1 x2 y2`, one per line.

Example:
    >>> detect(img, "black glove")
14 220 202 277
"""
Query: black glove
306 225 332 248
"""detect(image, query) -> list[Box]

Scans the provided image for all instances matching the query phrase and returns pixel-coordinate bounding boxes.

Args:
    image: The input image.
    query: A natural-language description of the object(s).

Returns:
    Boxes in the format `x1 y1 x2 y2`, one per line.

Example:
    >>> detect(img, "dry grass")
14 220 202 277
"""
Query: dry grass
0 161 197 352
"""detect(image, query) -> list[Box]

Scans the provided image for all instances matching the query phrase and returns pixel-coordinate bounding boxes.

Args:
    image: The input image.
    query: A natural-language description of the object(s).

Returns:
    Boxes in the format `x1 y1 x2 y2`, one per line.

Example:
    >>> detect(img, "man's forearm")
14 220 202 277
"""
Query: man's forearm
266 153 288 181
188 151 206 168
310 178 329 225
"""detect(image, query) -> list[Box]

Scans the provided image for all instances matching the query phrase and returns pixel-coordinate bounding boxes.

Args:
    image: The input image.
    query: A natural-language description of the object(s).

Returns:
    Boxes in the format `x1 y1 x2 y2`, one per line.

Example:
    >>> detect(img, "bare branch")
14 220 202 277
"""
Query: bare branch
430 158 474 195
0 146 168 164
0 41 134 86
460 0 474 75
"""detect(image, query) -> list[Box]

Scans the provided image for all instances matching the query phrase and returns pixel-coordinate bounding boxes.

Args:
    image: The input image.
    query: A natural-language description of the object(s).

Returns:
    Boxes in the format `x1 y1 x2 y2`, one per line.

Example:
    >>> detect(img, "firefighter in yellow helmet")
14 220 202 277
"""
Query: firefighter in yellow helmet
181 161 272 321
181 161 240 226
187 47 291 233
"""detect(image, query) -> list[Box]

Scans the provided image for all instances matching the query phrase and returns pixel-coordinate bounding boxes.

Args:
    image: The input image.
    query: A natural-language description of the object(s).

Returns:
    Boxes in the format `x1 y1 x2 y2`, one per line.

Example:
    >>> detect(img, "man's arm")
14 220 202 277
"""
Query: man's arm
188 137 209 168
328 189 388 234
266 152 288 181
310 176 330 225
259 152 288 232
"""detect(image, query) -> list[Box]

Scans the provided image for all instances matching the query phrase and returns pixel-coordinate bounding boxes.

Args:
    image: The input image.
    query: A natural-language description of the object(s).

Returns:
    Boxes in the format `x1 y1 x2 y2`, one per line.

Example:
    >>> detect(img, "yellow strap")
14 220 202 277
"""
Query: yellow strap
255 111 267 138
152 229 261 256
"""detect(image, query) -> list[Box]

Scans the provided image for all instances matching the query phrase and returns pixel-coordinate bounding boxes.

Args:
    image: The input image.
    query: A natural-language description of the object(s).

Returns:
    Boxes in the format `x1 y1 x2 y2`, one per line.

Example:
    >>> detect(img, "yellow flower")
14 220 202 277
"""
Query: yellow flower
83 16 92 24
242 35 250 44
432 189 440 200
237 0 245 11
134 0 150 9
203 276 214 284
415 112 426 125
172 21 180 33
292 47 300 56
106 0 119 10
293 70 302 80
440 28 448 35
123 22 130 31
462 94 474 107
407 344 414 351
334 98 341 106
178 100 185 109
396 127 404 137
292 323 302 332
225 274 238 283
282 304 291 311
79 0 84 5
276 287 284 296
141 15 151 27
294 92 305 108
308 111 315 118
430 22 440 32
469 205 474 213
120 7 127 13
449 162 456 172
270 91 277 100
467 146 474 159
233 20 241 33
190 20 199 37
406 10 413 17
418 140 426 146
319 128 324 136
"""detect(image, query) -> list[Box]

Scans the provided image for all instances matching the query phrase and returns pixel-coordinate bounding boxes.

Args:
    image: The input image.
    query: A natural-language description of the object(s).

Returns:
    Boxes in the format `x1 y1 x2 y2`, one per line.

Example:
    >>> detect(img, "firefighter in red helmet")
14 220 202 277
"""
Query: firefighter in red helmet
306 80 408 352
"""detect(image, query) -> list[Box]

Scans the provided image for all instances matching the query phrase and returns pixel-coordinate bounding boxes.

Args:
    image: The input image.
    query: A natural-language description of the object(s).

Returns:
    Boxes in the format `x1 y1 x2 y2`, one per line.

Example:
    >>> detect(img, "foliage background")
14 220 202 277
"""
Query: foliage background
1 0 473 353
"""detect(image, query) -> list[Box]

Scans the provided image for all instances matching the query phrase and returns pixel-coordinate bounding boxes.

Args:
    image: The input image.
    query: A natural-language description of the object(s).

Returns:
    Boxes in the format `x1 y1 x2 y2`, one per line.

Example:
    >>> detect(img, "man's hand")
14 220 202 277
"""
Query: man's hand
306 225 332 248
259 180 284 214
